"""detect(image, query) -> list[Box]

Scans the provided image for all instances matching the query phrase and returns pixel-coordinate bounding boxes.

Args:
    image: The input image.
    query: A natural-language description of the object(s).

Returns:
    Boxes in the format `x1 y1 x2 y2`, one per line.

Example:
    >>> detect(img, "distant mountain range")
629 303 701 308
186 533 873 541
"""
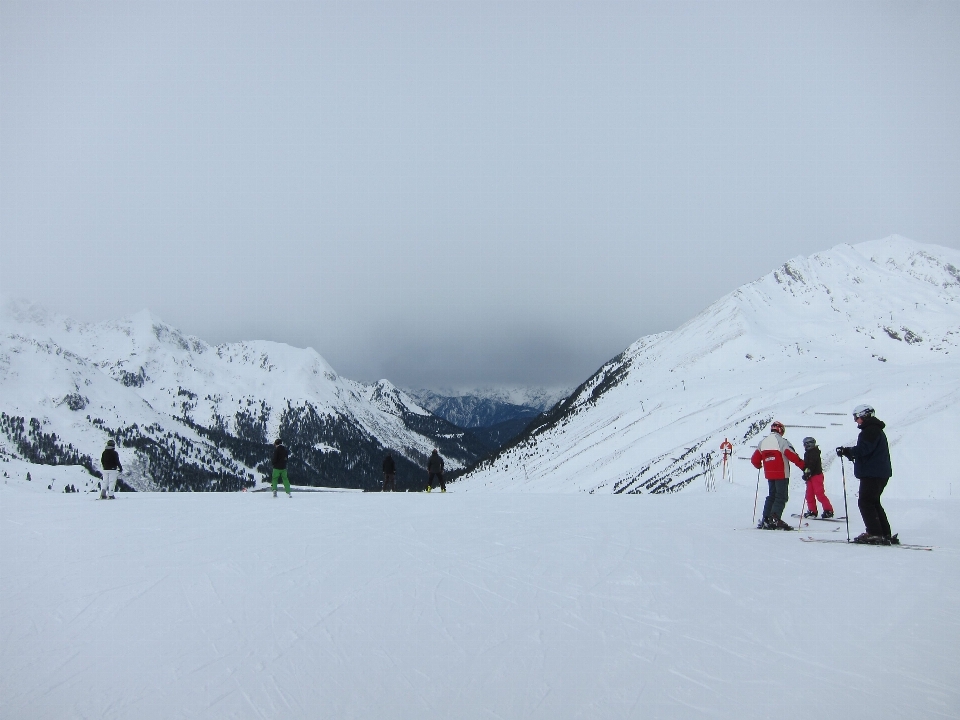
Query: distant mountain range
6 236 956 500
0 303 490 492
402 386 571 455
455 236 960 500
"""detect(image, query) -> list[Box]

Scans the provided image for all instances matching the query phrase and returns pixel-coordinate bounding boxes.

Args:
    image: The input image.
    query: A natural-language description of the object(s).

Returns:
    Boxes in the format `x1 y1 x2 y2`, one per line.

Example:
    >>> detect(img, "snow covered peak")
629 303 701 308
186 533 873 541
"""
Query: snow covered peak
457 237 960 499
0 302 487 490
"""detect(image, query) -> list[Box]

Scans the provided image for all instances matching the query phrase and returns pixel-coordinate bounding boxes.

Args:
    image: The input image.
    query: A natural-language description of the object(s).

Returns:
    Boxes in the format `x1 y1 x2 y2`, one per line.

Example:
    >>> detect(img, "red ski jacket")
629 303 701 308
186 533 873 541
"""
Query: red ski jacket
751 433 804 480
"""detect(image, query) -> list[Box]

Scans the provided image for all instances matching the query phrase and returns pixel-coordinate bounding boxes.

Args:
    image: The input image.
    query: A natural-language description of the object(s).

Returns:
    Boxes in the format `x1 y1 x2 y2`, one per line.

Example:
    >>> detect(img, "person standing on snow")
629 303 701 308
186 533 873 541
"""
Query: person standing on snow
382 453 396 492
751 421 804 530
271 438 291 498
801 437 834 519
100 439 123 499
426 449 446 492
837 405 897 545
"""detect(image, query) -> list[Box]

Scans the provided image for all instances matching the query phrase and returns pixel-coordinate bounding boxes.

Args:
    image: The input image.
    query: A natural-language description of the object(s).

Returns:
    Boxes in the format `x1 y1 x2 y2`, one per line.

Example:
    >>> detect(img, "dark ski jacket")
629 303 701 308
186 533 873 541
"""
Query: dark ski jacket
845 417 892 480
382 455 396 474
427 452 444 474
101 448 122 472
803 447 823 479
272 444 288 470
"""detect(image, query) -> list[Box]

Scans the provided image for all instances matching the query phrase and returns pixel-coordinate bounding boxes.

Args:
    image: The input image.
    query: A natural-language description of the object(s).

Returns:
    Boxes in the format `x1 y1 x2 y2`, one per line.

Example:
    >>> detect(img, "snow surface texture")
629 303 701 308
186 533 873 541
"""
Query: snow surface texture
458 237 960 500
0 301 482 491
2 481 958 719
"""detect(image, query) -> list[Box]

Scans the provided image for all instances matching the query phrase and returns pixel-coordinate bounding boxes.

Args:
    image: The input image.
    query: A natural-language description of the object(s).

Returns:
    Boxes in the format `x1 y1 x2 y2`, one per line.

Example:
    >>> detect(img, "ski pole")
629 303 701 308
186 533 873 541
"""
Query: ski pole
752 466 761 526
840 456 851 542
794 477 807 529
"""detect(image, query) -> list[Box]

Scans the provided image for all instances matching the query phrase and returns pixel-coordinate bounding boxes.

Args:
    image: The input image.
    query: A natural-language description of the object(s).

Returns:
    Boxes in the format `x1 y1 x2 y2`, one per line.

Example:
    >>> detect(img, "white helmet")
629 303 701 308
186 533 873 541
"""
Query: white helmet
852 404 874 419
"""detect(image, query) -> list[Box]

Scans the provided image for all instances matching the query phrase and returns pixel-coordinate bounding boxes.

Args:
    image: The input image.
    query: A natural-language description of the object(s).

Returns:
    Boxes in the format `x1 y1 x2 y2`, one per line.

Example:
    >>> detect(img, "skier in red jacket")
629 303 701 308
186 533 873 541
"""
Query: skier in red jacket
751 421 805 530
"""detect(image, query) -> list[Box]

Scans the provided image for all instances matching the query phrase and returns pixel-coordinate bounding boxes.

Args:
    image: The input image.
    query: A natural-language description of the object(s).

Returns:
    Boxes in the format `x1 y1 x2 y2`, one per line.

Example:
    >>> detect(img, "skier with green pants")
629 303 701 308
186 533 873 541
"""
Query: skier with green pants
271 438 291 498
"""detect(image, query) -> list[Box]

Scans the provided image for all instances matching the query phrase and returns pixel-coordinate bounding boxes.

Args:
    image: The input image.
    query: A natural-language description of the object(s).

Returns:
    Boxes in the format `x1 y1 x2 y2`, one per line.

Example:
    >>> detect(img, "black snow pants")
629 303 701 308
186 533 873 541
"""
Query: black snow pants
761 479 790 520
428 472 446 491
858 476 891 537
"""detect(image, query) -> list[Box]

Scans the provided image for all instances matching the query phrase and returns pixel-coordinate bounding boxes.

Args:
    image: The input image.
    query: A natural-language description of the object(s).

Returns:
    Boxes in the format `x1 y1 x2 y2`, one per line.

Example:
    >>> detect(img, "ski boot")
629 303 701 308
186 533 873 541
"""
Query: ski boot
887 534 900 545
441 488 446 493
803 510 818 519
426 486 432 493
821 510 834 519
774 518 794 531
758 517 776 530
853 532 883 544
273 490 278 498
100 490 107 500
287 492 292 498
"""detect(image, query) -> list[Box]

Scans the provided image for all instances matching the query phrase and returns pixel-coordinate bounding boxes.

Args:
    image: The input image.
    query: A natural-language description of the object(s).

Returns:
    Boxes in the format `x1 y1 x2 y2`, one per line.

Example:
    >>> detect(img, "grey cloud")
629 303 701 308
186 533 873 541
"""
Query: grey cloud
2 1 959 388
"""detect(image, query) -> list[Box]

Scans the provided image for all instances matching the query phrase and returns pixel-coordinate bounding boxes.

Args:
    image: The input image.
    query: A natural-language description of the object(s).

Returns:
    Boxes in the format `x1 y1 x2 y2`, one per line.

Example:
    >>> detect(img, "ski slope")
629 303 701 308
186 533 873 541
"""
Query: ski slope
2 480 958 719
458 237 960 499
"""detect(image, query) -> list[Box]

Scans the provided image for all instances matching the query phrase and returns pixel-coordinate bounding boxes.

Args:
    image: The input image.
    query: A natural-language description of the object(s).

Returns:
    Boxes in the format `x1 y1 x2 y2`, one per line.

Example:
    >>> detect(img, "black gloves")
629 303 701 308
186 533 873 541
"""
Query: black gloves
836 447 852 460
835 446 845 458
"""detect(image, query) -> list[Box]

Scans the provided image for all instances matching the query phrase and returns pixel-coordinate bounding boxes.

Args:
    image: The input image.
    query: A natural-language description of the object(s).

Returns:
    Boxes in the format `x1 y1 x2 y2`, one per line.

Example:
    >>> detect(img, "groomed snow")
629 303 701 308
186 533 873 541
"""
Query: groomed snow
2 479 958 719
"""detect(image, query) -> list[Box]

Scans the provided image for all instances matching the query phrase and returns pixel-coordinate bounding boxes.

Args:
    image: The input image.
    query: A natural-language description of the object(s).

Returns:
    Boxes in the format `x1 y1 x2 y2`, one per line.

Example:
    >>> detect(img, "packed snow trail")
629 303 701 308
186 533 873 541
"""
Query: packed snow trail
1 483 958 719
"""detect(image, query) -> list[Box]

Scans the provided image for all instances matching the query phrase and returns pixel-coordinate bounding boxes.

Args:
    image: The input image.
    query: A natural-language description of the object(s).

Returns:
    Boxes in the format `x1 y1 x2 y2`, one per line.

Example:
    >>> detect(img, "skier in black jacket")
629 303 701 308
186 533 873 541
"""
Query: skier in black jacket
837 405 896 544
382 453 396 492
100 439 122 499
271 439 291 498
427 449 446 492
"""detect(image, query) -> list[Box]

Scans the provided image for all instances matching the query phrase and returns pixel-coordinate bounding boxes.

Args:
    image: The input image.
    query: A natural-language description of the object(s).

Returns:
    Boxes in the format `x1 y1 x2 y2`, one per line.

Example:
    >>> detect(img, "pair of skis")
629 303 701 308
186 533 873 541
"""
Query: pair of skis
789 516 933 550
800 536 933 551
791 513 845 523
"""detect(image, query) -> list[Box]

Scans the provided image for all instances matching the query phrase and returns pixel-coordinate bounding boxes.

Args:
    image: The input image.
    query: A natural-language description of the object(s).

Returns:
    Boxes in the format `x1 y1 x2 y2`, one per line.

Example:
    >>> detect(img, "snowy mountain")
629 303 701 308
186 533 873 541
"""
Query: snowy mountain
404 386 570 426
0 302 488 491
403 386 572 453
456 236 960 499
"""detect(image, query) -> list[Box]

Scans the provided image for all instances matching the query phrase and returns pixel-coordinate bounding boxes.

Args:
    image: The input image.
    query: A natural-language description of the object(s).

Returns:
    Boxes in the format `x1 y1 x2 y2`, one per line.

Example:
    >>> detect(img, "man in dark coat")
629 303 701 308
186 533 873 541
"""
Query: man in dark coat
100 439 123 499
838 404 895 544
271 438 291 498
427 449 446 492
382 453 396 492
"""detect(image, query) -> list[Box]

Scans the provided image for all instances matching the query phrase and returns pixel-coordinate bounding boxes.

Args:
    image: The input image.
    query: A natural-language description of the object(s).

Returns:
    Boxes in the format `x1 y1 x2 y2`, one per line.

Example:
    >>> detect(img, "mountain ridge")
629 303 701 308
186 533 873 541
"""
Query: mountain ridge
455 236 960 499
0 301 487 492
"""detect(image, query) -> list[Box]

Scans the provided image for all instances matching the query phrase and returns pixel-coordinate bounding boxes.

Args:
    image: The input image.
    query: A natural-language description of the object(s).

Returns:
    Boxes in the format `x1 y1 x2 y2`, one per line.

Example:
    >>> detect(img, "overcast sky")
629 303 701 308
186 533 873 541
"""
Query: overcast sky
2 1 959 388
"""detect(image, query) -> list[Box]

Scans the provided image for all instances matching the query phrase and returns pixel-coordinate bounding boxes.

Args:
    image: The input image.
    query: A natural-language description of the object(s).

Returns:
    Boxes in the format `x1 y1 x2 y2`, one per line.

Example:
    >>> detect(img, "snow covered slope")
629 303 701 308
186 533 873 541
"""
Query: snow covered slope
3 484 958 719
456 237 960 499
0 303 487 491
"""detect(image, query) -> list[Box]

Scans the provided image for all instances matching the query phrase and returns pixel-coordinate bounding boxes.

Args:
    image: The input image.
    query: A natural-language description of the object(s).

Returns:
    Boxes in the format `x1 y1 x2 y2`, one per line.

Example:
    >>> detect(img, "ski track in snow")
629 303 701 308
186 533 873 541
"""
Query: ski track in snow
2 483 959 719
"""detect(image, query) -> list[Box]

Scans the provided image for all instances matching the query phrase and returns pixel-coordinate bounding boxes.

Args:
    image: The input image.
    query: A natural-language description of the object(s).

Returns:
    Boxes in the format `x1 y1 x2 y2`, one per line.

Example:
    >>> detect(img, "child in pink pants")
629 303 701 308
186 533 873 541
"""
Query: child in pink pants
802 437 834 518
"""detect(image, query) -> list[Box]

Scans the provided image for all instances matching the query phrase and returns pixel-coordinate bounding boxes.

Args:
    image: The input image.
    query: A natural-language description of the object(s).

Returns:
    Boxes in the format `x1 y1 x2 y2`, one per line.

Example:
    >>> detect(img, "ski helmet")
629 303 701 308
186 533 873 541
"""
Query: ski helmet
771 421 785 435
106 439 115 448
852 404 874 419
802 437 816 449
